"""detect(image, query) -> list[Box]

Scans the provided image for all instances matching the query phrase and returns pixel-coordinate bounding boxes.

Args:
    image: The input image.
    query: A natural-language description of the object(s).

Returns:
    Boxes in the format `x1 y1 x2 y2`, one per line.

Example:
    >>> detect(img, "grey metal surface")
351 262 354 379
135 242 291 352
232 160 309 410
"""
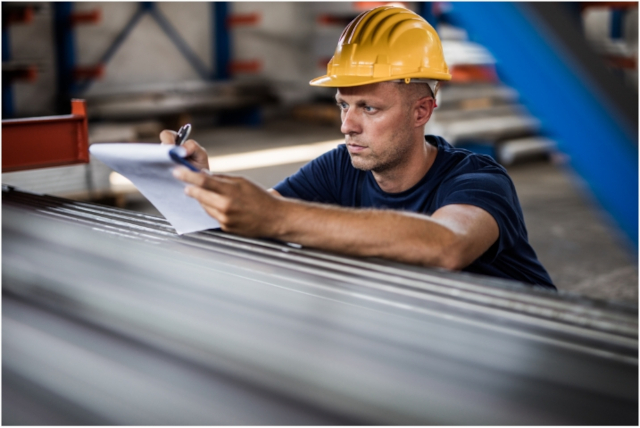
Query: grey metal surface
1 159 112 198
2 187 638 425
84 80 275 120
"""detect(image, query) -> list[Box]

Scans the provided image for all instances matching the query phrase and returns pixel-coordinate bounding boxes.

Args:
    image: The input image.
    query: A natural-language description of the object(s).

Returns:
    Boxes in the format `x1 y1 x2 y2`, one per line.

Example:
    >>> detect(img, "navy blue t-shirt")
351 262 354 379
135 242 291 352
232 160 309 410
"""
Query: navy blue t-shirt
274 135 554 289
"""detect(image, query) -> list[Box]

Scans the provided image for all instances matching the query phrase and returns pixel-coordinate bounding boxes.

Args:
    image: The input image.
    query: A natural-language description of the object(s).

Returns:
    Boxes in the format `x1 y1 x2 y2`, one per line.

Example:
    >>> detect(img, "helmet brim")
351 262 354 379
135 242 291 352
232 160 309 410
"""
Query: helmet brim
310 72 452 87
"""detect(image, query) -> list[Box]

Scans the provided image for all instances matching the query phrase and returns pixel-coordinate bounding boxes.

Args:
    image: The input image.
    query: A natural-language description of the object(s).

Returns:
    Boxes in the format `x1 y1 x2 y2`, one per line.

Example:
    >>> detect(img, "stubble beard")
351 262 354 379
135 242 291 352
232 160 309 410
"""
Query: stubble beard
348 127 415 174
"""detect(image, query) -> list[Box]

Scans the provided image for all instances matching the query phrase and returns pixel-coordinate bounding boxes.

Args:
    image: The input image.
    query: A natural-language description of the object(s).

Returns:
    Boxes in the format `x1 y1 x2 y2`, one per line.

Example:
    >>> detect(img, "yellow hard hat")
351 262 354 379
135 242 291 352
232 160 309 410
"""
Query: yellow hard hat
310 6 451 87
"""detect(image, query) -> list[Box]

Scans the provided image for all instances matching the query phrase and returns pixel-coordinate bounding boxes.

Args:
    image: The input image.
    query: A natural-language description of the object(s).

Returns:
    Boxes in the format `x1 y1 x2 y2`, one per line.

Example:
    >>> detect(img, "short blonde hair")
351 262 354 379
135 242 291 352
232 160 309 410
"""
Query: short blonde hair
394 80 437 107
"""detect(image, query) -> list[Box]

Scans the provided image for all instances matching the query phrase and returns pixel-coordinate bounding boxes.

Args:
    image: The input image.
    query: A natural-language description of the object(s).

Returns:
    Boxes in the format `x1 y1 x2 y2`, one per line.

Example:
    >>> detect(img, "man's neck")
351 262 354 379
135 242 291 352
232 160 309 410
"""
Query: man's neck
372 137 437 193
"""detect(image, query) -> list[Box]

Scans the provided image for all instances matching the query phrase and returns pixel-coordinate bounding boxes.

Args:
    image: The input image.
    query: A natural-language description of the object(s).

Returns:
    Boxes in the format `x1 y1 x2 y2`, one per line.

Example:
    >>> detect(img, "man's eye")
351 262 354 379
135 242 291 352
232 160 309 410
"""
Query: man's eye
364 106 376 113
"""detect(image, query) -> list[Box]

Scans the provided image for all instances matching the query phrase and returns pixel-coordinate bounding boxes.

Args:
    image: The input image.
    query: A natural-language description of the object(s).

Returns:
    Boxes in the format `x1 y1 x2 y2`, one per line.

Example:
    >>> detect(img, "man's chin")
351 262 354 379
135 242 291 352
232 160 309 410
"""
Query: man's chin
349 156 373 171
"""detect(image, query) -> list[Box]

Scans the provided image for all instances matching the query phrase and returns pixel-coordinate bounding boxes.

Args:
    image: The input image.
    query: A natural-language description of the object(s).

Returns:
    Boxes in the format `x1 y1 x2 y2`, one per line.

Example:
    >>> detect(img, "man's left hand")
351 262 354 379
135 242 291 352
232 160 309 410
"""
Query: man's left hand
172 168 284 238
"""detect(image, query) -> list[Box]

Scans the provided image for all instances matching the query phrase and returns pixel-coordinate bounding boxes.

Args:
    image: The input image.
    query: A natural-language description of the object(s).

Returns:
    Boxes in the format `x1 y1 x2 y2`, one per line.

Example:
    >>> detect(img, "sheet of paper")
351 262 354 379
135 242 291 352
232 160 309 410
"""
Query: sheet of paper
90 143 220 235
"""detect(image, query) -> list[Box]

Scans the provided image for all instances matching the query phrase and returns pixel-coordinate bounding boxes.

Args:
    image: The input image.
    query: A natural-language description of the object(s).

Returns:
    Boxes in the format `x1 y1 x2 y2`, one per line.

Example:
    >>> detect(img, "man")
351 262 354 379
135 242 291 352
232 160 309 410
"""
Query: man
162 6 554 289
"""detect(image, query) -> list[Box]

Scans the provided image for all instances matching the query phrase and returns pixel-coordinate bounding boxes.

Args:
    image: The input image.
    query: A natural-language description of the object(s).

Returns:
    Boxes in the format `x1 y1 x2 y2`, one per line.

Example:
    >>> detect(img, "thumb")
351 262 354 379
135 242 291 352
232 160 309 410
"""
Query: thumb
160 129 177 145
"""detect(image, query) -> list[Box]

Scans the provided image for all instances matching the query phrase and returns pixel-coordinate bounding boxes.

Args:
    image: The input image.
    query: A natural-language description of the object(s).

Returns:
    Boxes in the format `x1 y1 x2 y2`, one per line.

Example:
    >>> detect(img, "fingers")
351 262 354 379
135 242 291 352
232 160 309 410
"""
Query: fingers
182 139 208 159
171 167 231 222
160 129 177 145
182 179 238 230
172 167 232 194
159 130 210 171
185 185 229 212
173 169 279 238
177 139 210 171
181 139 199 155
183 186 229 227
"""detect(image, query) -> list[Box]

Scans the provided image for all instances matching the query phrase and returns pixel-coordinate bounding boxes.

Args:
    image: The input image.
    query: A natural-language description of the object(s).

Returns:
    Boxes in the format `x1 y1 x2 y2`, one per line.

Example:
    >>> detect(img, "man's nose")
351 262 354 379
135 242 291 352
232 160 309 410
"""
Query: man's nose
340 108 361 135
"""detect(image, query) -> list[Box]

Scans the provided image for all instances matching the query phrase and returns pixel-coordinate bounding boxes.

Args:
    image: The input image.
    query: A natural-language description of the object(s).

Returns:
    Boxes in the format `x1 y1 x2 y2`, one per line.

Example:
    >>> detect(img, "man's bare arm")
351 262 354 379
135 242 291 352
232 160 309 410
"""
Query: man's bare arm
272 197 498 270
174 169 499 270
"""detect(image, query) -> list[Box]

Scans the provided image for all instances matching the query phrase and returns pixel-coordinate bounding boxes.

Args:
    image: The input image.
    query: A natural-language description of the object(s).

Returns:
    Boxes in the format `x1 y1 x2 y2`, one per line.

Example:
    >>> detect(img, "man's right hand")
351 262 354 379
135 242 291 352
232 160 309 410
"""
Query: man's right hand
160 129 210 171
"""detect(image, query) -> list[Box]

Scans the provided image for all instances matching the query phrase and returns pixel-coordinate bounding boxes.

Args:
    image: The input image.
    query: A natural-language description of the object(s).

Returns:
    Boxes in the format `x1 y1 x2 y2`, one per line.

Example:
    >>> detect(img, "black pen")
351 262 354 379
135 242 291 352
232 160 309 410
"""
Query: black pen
175 123 192 146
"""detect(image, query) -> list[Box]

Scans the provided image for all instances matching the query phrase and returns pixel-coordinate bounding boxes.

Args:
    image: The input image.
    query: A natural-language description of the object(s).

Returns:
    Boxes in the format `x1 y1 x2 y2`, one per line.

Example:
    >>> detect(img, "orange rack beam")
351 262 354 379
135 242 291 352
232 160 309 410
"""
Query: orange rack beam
2 99 89 172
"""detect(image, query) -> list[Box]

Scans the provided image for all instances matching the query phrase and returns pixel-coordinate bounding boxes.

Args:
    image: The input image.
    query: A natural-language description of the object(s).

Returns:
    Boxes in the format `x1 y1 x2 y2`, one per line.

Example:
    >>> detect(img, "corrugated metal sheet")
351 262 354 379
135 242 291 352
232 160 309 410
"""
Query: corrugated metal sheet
3 186 637 425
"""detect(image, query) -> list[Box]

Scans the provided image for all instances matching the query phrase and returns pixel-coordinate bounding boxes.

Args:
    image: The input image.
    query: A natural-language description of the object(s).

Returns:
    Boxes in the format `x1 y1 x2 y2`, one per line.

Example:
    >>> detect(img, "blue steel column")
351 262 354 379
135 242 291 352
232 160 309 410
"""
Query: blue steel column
76 3 148 94
449 3 638 249
610 9 624 39
76 2 213 94
53 2 76 113
2 19 14 118
609 9 625 81
419 2 436 27
148 3 210 79
213 2 230 80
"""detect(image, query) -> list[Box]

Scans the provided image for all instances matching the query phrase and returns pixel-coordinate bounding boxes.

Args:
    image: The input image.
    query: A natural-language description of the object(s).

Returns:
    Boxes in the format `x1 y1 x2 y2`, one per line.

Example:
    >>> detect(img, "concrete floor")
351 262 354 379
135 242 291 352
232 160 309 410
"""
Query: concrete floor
507 160 637 303
126 120 638 304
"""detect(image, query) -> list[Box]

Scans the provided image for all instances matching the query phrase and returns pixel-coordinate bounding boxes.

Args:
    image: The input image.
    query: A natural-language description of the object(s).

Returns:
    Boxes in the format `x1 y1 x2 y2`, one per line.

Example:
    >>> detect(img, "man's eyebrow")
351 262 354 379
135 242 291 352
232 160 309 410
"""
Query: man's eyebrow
335 95 377 107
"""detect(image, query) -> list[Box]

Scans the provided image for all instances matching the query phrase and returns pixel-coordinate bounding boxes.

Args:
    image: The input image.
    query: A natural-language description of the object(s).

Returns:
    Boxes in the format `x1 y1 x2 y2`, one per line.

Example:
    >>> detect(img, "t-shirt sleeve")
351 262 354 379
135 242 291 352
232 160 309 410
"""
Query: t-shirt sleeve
273 146 344 204
436 169 524 263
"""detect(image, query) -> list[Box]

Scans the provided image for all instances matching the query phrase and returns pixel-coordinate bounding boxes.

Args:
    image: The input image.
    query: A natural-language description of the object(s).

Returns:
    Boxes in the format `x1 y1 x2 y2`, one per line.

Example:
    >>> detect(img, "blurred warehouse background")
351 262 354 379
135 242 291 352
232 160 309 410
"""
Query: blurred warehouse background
2 2 638 425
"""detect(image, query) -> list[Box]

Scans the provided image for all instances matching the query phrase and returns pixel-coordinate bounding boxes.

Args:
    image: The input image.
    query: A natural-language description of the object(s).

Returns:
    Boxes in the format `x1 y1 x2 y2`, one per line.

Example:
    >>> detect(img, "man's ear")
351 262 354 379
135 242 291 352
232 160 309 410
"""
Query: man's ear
413 96 435 128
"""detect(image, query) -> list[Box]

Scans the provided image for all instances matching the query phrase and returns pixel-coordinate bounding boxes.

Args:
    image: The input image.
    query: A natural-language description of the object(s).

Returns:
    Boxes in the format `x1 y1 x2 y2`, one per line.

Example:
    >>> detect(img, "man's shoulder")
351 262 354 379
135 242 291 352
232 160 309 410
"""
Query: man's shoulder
426 135 515 198
427 135 508 176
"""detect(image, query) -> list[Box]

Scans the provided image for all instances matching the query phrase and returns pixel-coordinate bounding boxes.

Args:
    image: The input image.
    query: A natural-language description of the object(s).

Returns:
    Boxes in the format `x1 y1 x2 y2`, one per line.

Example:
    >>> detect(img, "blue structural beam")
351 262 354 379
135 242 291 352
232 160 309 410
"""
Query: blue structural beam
419 2 436 27
53 2 77 112
610 9 624 39
76 3 147 93
2 18 14 118
449 3 638 250
147 3 210 80
77 2 215 94
213 2 230 80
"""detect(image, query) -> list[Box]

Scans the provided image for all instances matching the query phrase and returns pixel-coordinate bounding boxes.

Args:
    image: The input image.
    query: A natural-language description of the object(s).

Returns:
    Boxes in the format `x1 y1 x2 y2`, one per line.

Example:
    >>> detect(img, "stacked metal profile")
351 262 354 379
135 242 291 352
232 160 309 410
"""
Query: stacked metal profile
3 186 638 425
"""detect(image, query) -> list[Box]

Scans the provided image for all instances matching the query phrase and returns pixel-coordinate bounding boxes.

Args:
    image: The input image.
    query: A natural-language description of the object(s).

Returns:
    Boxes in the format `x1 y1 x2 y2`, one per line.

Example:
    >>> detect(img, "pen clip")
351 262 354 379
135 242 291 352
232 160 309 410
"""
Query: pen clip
175 123 192 146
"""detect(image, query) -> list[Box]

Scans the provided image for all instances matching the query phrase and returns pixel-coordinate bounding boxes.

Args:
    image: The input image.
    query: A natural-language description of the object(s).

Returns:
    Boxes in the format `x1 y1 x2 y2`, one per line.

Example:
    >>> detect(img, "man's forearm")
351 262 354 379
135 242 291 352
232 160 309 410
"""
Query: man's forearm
174 171 498 270
273 197 462 269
